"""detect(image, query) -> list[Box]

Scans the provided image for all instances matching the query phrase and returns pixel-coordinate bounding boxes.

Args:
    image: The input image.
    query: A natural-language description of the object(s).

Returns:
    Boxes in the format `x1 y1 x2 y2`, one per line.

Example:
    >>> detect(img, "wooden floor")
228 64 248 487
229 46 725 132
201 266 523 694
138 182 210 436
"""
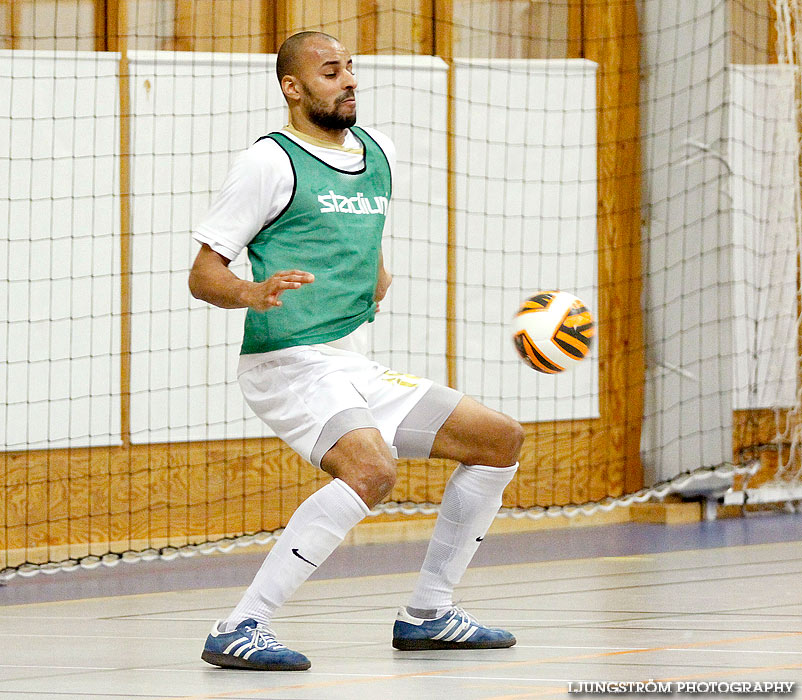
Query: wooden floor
1 519 802 699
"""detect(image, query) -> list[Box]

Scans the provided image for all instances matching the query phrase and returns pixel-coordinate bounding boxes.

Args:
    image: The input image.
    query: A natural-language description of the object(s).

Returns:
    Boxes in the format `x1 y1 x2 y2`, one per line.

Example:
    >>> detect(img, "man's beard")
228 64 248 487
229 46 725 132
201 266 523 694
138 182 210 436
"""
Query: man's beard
303 89 356 130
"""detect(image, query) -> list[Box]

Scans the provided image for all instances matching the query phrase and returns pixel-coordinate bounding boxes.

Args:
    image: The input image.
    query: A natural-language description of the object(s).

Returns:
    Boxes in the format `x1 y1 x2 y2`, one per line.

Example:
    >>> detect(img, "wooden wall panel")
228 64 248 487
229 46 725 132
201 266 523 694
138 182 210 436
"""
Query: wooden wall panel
730 0 773 64
2 420 608 553
287 0 360 52
527 1 572 58
449 0 570 59
358 0 378 53
94 0 107 49
567 0 583 59
377 0 434 53
285 0 433 54
733 409 800 460
171 0 272 53
0 1 17 49
10 0 96 50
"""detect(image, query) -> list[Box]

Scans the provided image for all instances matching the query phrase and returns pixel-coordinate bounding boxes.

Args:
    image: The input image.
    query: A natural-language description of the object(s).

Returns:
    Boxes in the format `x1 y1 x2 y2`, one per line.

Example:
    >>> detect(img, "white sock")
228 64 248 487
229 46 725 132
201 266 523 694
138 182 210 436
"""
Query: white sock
224 478 370 630
407 463 518 617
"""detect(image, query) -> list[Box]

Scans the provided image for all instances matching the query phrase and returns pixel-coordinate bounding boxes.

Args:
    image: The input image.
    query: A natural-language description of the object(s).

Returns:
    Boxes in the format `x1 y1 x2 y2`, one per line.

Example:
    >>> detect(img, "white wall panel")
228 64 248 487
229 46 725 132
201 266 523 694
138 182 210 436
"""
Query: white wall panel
639 0 732 484
729 65 798 410
128 51 281 443
0 50 121 449
358 56 449 384
453 59 599 421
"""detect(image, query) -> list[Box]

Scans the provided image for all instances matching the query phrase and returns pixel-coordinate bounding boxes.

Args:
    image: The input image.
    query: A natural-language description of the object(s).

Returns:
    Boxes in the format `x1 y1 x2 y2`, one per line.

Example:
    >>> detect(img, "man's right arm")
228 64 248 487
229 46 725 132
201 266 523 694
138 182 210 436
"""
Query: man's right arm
189 243 314 311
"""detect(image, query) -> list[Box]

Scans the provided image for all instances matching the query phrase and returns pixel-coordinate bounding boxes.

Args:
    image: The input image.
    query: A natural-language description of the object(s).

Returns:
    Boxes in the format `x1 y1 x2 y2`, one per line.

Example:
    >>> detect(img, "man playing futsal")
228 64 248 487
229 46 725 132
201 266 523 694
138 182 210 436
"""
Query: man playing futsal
189 31 524 671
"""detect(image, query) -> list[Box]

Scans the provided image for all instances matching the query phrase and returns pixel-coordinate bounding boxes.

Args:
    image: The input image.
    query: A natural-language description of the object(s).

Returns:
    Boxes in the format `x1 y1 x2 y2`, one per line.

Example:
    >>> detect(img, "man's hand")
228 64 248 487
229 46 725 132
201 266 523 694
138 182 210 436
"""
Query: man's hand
244 270 315 311
189 244 314 311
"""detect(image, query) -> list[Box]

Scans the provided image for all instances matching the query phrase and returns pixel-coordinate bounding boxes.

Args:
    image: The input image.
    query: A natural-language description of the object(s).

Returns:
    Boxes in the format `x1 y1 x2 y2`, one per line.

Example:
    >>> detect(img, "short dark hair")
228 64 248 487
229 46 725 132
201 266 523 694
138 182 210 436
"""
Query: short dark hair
276 31 339 84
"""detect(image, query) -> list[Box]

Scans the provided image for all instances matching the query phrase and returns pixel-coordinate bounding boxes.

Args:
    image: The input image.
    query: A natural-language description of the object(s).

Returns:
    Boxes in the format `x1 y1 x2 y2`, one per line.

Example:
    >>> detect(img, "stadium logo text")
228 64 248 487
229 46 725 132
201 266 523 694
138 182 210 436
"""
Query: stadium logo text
318 191 389 215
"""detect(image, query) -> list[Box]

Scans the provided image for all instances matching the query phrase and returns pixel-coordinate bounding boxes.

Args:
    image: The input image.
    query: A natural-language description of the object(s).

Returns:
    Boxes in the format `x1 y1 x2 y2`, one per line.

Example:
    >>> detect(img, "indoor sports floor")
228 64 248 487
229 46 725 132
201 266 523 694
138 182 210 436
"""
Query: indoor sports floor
2 514 802 699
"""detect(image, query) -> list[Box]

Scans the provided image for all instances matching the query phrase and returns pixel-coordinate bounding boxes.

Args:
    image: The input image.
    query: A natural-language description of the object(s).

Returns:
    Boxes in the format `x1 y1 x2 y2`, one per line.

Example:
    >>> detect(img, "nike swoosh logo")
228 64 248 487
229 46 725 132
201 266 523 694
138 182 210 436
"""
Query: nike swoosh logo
475 536 484 542
292 548 318 567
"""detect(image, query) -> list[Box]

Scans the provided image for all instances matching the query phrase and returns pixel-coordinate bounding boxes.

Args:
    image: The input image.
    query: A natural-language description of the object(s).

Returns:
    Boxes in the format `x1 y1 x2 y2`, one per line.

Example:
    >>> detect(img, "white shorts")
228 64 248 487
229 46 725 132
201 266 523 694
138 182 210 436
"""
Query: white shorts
238 345 463 467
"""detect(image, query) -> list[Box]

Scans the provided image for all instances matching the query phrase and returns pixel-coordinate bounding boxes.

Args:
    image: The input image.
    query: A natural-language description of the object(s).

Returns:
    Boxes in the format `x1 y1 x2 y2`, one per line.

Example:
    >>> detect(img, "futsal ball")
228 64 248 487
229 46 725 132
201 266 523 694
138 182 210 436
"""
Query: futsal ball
512 290 595 374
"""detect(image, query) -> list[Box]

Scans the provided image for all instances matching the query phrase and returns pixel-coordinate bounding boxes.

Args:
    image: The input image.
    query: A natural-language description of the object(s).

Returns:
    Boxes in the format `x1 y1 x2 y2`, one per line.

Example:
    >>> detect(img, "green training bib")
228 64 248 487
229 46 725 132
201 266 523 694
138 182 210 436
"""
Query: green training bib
241 127 391 354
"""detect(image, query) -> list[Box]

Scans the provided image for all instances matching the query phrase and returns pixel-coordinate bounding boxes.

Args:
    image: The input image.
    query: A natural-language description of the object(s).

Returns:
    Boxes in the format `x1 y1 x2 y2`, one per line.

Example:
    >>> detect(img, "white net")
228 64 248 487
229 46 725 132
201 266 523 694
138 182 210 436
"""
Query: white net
1 1 800 580
720 0 802 507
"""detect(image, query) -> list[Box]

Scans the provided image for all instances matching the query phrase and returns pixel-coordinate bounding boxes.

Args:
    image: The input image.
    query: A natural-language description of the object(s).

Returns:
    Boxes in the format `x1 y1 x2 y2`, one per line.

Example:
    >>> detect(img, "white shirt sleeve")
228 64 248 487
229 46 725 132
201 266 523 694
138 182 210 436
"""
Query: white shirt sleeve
193 139 294 262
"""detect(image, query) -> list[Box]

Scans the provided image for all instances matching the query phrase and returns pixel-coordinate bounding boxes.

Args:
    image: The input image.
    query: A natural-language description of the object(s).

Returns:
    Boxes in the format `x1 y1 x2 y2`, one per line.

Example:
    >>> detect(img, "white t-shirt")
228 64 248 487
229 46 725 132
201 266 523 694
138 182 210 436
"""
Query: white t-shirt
193 126 396 262
192 126 396 372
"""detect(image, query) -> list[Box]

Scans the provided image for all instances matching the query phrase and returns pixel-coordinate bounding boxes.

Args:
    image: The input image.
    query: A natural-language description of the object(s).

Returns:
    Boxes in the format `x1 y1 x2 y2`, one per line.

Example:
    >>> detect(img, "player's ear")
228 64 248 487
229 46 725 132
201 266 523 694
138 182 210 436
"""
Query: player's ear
281 75 302 102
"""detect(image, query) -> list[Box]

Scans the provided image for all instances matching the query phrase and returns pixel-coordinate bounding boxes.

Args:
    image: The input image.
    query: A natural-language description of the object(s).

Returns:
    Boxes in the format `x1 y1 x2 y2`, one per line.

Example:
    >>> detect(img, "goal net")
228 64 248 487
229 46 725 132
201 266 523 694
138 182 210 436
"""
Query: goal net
720 0 802 508
1 0 799 579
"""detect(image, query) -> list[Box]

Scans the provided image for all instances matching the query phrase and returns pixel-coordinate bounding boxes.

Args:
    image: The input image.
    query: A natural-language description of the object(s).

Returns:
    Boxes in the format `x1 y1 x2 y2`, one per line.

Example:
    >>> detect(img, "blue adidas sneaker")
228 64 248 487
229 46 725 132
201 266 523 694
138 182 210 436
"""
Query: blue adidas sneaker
201 618 311 671
392 606 516 650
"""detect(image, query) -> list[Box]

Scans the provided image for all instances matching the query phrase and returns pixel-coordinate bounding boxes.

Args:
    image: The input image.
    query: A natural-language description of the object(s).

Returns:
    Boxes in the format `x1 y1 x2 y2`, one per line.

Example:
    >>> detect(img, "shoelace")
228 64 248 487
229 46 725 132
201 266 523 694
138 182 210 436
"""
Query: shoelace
251 625 288 651
448 606 479 626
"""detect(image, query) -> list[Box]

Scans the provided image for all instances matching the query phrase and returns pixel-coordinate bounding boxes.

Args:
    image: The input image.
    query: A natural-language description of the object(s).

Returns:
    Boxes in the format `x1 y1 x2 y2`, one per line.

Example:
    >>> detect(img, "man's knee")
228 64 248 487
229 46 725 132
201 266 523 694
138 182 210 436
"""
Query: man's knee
503 417 525 462
469 414 523 467
431 397 524 466
344 456 397 506
320 428 397 507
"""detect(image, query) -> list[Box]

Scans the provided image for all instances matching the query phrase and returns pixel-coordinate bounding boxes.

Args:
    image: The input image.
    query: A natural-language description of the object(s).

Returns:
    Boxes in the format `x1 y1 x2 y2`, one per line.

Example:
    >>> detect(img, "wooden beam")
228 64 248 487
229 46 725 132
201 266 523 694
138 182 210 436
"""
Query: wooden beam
116 0 132 447
105 0 119 51
283 0 295 40
580 0 644 494
358 0 378 54
6 0 21 49
433 0 456 389
567 0 583 58
433 0 452 60
93 0 107 51
414 0 435 55
767 0 788 64
173 0 193 52
267 0 283 52
767 0 777 64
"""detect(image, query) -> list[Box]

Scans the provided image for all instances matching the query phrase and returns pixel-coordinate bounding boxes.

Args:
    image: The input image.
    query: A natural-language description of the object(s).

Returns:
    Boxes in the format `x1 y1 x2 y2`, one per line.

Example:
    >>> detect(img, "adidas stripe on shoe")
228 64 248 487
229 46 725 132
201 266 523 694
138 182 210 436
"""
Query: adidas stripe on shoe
392 606 516 650
201 618 311 671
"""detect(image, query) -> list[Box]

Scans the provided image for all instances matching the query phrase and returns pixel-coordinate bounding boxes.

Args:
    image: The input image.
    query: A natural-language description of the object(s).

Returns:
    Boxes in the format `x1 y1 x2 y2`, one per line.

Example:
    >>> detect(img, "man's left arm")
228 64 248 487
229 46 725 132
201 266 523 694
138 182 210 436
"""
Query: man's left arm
374 250 392 308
